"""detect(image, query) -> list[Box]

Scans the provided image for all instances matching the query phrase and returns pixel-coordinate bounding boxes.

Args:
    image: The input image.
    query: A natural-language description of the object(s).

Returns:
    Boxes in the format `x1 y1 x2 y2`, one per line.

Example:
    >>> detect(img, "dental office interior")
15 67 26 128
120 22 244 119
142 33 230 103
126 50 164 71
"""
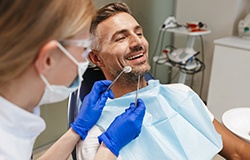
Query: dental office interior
33 0 250 159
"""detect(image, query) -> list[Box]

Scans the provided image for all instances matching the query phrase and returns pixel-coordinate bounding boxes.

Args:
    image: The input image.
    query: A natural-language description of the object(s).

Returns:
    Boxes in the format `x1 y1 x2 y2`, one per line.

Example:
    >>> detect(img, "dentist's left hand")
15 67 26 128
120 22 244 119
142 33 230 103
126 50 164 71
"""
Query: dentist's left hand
71 80 114 140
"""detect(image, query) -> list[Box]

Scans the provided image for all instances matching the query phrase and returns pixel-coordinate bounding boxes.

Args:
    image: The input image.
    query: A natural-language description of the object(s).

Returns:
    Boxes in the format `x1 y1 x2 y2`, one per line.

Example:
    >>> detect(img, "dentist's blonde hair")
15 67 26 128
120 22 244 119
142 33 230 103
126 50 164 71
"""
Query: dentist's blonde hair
0 0 95 83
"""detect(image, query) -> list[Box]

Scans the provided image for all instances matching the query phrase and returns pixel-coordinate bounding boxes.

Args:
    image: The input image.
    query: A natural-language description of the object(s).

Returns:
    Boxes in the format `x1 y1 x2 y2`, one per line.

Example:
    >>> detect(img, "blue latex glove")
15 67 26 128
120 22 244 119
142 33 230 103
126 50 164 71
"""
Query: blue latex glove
98 98 146 157
71 80 114 140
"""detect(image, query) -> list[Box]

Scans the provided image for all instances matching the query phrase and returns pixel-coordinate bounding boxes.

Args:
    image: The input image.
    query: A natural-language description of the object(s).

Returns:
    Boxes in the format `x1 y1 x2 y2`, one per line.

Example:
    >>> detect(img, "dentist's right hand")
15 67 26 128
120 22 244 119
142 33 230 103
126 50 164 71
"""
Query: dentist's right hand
71 80 114 140
98 98 146 157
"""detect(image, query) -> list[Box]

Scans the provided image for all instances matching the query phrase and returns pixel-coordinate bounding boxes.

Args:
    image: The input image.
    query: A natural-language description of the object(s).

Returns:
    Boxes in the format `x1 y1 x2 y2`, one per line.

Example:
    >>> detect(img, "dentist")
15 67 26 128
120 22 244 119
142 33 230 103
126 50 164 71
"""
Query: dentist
0 1 146 160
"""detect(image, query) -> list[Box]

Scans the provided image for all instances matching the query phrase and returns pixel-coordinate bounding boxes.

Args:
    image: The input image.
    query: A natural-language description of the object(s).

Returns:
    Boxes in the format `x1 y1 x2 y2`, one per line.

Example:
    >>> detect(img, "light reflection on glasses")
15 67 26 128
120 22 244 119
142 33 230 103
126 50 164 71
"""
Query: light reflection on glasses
60 38 92 58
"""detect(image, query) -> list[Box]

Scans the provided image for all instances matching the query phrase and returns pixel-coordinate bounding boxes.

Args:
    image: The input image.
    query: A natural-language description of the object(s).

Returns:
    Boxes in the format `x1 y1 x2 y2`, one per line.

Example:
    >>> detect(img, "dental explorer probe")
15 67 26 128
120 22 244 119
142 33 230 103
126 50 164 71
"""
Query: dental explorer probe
106 66 132 91
135 75 140 107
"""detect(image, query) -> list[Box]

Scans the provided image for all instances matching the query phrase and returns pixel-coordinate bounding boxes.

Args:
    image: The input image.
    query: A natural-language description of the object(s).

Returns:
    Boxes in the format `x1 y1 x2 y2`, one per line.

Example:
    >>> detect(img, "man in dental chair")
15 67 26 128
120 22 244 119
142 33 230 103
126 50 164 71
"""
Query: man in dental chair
76 2 250 160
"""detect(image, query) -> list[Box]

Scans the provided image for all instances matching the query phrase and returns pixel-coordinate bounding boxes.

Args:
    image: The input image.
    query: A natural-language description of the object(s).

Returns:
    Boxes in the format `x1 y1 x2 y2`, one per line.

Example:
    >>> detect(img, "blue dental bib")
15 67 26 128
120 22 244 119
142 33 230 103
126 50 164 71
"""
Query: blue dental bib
97 80 222 160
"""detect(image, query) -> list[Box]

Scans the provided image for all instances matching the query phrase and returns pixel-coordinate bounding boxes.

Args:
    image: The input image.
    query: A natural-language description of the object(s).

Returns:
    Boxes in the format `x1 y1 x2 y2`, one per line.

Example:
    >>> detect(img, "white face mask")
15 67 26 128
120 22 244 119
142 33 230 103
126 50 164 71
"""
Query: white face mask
38 41 90 106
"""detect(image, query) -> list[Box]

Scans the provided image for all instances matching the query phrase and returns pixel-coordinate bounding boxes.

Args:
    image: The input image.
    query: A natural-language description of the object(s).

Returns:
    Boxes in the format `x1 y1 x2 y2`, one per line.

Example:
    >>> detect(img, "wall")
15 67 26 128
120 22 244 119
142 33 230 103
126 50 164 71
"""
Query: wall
174 0 250 101
34 100 68 151
93 0 122 7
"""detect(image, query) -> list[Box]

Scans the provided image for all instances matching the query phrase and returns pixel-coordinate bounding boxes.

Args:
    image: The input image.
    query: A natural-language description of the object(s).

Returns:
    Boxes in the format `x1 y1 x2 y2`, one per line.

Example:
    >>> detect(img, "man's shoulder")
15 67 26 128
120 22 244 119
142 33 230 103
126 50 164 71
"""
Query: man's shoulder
161 83 193 92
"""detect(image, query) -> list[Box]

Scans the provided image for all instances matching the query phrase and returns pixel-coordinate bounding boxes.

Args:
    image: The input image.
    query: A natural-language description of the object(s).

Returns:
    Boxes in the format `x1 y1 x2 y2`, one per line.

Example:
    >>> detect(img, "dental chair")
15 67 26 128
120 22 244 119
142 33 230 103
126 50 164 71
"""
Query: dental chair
67 66 154 160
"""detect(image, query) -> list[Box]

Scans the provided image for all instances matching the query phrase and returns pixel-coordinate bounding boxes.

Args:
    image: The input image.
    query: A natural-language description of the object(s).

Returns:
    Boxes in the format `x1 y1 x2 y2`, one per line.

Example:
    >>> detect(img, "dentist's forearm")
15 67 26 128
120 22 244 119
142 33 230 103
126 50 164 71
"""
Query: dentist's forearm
38 128 80 160
94 142 117 160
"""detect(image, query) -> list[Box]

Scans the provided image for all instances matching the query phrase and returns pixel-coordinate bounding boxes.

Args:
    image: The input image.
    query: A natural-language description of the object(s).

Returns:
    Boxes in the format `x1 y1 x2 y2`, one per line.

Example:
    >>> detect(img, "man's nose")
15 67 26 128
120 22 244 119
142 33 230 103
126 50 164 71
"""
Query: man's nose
129 33 142 48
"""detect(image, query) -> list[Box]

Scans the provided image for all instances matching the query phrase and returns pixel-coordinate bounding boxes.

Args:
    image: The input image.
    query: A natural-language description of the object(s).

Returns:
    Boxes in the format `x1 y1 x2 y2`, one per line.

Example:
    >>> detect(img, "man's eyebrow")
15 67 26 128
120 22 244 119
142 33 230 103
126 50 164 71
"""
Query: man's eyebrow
112 29 128 39
111 25 143 40
134 25 142 31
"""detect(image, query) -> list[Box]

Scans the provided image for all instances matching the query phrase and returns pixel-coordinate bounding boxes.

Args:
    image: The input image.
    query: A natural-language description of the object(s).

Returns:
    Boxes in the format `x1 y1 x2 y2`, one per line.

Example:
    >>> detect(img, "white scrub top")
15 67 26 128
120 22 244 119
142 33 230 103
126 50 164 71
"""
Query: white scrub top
0 96 45 160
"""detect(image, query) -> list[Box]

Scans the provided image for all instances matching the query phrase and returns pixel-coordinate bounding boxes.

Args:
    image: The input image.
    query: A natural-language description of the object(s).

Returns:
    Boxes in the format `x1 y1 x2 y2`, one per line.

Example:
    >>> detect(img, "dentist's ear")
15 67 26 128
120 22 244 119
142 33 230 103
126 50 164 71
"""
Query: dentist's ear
88 50 104 67
34 40 58 76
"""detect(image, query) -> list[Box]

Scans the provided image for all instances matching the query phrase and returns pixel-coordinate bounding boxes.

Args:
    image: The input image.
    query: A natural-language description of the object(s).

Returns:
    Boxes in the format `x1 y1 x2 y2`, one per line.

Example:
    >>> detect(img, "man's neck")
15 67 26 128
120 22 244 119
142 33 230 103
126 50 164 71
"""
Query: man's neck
111 78 147 98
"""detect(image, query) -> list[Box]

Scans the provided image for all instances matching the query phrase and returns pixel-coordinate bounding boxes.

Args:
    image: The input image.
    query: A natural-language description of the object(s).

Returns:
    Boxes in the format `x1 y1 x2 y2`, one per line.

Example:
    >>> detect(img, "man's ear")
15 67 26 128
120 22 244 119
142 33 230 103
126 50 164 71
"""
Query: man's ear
88 50 104 67
34 40 58 76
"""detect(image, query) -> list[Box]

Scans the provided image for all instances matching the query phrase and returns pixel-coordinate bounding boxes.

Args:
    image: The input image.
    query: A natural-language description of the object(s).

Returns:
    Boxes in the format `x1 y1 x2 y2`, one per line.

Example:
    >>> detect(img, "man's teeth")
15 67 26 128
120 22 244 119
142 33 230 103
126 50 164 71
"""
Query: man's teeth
127 53 143 60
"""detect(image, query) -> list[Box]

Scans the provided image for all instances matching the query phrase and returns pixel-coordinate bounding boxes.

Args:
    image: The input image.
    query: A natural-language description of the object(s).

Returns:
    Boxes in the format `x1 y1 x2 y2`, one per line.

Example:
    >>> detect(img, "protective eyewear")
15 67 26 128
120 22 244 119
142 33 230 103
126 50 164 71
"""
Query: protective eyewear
60 38 92 58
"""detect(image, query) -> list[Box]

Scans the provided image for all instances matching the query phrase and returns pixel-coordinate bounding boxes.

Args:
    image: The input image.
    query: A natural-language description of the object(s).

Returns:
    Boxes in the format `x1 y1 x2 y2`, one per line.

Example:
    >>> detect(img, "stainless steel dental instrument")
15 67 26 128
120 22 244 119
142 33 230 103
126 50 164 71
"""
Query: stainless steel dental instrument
135 75 140 106
106 66 132 91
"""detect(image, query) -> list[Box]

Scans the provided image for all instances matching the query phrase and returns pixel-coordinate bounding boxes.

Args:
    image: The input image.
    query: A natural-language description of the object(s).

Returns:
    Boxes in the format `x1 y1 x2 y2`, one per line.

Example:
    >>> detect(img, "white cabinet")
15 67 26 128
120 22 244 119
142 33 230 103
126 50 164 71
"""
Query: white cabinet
207 37 250 122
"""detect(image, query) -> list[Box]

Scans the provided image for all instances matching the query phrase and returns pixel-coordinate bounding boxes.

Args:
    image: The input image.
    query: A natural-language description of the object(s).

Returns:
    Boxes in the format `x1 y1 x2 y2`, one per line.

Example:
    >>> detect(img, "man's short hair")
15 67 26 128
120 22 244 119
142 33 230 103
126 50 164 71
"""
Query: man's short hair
90 2 132 50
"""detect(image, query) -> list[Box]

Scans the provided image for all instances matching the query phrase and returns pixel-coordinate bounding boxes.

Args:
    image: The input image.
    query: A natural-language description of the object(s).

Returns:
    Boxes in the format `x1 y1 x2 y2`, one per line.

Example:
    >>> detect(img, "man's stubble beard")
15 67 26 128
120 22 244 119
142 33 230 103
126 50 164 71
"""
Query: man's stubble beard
112 62 151 88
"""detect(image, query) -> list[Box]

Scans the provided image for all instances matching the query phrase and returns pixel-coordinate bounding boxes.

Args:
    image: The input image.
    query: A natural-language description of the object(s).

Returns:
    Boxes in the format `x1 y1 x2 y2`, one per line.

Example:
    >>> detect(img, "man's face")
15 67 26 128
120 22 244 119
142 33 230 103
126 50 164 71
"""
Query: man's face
95 12 150 79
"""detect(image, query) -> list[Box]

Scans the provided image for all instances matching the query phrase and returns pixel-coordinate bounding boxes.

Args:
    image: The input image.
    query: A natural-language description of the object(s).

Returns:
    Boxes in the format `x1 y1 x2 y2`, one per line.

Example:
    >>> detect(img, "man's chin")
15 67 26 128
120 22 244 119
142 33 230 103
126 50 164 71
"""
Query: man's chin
138 64 150 74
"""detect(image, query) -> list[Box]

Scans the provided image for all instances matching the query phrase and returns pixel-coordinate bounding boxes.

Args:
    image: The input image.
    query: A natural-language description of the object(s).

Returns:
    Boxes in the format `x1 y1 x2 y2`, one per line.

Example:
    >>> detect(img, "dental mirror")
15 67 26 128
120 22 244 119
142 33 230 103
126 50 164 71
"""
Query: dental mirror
106 66 132 91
